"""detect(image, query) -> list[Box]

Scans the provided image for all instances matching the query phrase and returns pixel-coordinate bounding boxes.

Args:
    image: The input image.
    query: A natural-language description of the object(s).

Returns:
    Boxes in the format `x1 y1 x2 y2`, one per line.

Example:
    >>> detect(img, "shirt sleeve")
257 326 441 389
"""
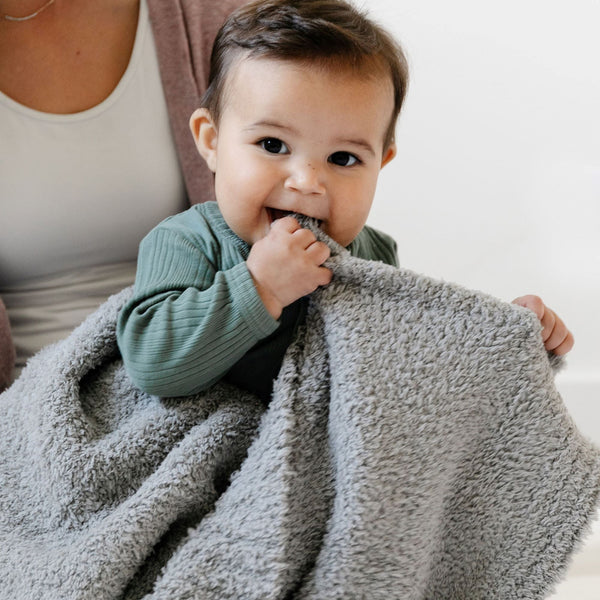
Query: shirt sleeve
117 225 278 397
347 225 399 267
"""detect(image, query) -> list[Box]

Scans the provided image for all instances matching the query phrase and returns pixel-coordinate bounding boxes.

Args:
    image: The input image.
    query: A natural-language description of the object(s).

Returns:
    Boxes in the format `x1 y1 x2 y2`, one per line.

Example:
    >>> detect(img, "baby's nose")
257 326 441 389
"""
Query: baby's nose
284 161 326 195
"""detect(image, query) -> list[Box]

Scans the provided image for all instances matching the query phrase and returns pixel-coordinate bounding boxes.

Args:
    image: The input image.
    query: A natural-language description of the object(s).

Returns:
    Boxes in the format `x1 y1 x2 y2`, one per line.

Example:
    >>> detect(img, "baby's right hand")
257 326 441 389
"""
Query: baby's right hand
246 216 332 319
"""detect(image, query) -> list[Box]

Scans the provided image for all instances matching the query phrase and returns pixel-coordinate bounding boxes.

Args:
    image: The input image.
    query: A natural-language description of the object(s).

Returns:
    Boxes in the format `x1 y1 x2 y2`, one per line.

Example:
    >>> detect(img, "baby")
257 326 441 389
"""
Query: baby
117 0 572 400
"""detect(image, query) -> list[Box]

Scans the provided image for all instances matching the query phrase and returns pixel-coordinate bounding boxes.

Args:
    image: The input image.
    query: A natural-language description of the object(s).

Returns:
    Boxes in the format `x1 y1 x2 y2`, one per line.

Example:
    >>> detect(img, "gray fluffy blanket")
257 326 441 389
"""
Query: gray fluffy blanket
1 234 599 600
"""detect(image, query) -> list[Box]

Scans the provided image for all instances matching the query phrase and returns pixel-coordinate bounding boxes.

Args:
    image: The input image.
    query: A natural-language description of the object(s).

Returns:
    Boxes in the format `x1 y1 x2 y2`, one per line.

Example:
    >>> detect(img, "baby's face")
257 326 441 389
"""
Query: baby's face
195 56 396 247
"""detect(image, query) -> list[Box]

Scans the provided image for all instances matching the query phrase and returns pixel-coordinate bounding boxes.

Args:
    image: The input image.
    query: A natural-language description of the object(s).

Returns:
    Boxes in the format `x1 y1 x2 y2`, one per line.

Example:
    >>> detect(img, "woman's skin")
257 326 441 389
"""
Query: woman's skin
0 0 139 114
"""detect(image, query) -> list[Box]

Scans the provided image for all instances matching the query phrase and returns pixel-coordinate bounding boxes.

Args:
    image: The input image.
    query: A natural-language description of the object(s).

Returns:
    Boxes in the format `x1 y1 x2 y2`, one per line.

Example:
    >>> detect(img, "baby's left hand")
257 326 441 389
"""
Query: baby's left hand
512 295 574 356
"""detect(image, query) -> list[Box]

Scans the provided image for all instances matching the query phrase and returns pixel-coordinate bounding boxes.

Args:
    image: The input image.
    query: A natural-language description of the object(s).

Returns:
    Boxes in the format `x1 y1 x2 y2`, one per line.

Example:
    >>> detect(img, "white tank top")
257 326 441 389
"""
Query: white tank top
0 0 188 374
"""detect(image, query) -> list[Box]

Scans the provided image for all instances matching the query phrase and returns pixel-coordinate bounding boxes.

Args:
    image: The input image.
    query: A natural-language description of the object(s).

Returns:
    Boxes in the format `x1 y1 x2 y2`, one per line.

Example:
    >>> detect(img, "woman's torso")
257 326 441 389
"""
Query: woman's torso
0 0 188 374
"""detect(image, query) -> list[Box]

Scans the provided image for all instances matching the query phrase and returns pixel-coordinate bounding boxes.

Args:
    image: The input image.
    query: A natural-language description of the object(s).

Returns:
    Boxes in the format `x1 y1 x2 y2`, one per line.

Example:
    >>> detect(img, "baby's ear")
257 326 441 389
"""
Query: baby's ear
381 142 397 168
189 108 218 172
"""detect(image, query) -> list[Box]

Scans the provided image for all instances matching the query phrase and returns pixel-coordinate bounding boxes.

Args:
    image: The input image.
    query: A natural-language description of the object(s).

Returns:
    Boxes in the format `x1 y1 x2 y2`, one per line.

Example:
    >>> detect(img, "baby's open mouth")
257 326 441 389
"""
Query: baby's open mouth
268 208 322 226
268 208 293 222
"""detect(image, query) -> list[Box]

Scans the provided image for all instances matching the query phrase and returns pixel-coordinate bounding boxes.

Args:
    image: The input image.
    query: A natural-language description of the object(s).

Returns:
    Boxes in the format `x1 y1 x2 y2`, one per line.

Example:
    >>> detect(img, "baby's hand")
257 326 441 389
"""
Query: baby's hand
512 295 574 356
247 216 332 319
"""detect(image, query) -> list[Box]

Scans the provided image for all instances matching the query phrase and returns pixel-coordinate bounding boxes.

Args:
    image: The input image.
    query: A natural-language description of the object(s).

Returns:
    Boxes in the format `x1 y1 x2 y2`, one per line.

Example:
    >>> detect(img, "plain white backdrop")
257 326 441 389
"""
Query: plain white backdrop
360 0 600 443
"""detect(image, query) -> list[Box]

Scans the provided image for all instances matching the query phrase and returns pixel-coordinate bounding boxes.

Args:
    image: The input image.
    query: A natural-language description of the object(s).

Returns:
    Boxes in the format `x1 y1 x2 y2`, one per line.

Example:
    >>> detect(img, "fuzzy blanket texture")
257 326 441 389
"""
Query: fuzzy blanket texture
1 229 599 600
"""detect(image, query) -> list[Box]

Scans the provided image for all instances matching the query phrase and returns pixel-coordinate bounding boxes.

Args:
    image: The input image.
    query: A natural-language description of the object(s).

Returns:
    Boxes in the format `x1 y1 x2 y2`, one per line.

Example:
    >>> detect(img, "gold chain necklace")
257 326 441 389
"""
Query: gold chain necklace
2 0 56 21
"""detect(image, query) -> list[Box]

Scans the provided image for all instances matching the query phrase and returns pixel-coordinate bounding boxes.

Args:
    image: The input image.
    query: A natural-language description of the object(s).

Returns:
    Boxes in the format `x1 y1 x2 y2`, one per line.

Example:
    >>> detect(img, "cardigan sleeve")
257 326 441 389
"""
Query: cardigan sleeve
0 298 15 392
116 226 279 398
147 0 252 205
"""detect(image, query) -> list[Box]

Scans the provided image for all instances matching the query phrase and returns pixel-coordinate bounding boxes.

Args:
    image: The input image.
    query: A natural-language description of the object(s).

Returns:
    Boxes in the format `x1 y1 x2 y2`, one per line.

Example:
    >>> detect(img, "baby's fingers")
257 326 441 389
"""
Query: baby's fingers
316 265 333 287
512 295 574 355
512 295 544 319
543 311 574 355
512 294 552 337
305 239 331 266
538 306 556 342
551 332 575 356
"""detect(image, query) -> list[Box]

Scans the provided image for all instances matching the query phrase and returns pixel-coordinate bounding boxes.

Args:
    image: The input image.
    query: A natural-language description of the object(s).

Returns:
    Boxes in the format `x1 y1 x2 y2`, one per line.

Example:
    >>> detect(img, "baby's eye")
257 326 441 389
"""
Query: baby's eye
329 152 360 167
259 138 289 154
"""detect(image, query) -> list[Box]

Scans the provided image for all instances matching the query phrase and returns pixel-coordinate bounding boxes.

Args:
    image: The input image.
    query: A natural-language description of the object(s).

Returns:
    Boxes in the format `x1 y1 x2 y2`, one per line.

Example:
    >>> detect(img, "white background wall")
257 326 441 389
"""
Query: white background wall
361 0 600 443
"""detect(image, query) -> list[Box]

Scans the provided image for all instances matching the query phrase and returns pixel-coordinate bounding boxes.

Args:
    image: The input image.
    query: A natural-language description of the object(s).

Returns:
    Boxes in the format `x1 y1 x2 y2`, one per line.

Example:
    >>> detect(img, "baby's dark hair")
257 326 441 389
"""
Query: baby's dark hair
201 0 409 151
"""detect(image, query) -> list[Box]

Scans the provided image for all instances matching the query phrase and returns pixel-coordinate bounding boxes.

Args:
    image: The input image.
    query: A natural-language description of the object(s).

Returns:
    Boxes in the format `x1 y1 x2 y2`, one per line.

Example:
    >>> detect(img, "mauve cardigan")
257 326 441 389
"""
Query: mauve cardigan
0 0 248 390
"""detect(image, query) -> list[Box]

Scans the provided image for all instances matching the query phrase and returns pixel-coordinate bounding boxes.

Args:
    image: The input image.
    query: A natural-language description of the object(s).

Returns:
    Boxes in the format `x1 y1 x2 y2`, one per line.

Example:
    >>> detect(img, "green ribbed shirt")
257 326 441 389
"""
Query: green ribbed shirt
117 202 398 400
